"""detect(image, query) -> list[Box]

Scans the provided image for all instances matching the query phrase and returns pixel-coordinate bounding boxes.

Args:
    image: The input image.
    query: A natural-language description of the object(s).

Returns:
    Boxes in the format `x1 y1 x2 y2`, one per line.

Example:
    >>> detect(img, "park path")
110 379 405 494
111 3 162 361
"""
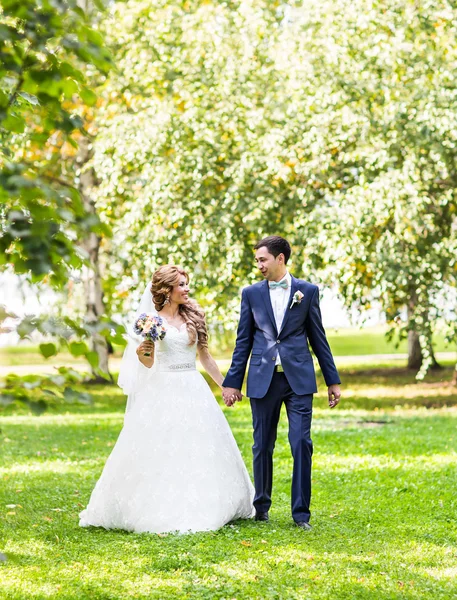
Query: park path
1 352 456 377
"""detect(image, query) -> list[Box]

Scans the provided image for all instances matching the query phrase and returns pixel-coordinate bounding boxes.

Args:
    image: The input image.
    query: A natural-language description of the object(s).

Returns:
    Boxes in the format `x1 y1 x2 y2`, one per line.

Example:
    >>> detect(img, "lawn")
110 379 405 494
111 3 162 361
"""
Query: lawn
325 327 454 357
1 326 456 368
1 365 457 599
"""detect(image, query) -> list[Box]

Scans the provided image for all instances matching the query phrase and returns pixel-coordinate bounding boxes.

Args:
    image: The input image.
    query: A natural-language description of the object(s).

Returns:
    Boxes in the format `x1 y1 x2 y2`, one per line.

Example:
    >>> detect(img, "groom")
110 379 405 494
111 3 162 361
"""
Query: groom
222 236 341 530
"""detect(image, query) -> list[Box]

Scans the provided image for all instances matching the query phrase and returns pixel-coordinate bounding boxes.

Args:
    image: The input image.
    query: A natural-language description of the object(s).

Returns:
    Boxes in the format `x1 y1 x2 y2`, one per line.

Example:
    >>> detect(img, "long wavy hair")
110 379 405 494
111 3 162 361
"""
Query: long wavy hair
150 265 208 348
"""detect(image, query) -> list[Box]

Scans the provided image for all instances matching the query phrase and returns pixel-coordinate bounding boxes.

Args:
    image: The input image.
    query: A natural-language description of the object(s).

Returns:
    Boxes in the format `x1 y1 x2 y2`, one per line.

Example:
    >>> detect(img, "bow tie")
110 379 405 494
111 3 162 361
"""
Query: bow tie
269 280 288 290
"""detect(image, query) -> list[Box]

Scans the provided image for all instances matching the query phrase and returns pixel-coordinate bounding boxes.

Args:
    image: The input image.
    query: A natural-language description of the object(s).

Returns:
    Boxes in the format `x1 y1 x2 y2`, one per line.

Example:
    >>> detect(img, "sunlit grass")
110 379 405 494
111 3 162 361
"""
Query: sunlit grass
325 327 454 356
1 364 457 599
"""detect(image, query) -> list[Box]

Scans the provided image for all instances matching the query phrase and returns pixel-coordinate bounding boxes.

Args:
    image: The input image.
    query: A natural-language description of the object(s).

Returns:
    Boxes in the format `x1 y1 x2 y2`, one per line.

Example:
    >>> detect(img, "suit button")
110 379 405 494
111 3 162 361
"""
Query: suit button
272 356 276 361
276 340 280 344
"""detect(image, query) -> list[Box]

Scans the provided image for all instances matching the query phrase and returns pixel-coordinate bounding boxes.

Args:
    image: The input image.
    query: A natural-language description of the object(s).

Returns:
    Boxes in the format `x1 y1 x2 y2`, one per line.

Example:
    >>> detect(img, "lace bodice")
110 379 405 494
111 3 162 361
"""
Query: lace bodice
154 318 197 372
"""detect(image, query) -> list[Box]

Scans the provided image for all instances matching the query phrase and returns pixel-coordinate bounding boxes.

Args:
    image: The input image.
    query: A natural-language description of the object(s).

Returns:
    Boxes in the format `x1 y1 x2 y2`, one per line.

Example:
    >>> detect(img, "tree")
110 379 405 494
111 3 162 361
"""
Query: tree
88 0 352 329
0 0 118 409
0 0 112 283
292 0 457 376
69 0 456 382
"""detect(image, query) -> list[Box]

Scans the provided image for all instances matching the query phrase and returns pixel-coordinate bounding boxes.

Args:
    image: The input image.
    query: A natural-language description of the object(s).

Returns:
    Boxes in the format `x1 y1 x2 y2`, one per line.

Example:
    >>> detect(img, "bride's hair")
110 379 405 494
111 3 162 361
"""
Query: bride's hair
150 265 208 348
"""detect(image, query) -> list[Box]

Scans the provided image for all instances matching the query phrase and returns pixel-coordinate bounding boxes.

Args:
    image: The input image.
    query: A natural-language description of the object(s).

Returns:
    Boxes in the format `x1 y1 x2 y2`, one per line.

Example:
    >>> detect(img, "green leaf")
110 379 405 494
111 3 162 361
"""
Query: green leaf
18 91 40 106
1 113 25 133
48 375 66 387
86 351 99 368
28 400 47 415
69 341 89 356
69 114 84 129
0 394 16 407
63 387 92 404
92 0 106 9
22 380 41 390
0 305 17 321
39 343 58 359
90 221 112 237
80 87 97 106
17 318 38 338
59 62 84 82
81 26 104 47
109 333 127 347
62 78 79 98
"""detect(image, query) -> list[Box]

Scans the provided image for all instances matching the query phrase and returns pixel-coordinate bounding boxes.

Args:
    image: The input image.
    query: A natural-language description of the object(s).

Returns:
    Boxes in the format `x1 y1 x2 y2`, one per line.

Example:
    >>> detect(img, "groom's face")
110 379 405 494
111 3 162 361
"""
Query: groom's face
255 247 284 281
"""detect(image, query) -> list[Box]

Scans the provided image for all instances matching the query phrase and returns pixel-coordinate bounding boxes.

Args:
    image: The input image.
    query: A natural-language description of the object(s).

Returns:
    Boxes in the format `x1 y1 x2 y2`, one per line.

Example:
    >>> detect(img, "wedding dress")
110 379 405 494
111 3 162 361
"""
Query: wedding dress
79 309 254 534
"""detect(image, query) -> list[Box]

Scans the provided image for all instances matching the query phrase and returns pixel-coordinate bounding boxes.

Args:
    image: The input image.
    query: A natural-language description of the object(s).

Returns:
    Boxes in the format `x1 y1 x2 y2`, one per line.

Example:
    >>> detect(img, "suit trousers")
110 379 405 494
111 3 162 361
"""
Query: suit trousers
250 371 313 522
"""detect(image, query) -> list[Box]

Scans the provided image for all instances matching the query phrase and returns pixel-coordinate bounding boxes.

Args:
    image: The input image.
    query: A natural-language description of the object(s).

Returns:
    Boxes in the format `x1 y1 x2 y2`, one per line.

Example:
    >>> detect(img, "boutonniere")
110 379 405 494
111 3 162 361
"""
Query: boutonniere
290 290 304 309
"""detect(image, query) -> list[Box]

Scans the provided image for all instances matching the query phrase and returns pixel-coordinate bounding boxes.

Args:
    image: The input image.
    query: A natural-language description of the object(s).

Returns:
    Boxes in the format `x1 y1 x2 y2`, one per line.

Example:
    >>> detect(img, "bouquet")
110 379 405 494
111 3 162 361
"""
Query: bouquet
133 313 167 356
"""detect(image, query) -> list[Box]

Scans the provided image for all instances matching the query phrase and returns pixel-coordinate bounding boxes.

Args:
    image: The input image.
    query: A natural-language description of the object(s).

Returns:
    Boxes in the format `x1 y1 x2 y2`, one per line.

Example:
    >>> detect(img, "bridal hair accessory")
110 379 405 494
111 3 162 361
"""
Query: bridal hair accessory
289 290 304 309
133 313 167 356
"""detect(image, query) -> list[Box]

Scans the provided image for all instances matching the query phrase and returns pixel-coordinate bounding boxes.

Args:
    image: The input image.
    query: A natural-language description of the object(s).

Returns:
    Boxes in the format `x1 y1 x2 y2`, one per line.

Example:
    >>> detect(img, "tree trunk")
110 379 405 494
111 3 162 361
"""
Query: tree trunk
407 328 423 370
406 295 440 371
77 136 112 383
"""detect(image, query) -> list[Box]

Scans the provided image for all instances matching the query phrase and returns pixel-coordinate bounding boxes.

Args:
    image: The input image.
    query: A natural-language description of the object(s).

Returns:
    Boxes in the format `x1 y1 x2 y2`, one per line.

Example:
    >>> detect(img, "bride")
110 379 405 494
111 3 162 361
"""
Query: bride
79 265 254 534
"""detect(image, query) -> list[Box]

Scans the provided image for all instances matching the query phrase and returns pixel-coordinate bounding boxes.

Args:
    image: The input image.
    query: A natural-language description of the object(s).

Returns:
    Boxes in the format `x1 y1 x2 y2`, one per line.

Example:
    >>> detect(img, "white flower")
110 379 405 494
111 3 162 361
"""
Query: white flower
290 290 304 309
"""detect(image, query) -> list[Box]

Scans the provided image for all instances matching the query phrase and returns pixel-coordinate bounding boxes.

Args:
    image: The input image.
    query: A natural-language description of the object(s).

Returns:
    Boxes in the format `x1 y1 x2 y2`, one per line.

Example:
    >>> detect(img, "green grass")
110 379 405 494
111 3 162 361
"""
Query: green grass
1 366 457 599
326 327 455 357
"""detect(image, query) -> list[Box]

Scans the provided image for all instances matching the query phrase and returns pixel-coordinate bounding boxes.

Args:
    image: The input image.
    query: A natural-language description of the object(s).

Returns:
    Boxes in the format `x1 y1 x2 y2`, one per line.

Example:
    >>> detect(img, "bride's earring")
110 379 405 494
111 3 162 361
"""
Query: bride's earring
164 296 170 305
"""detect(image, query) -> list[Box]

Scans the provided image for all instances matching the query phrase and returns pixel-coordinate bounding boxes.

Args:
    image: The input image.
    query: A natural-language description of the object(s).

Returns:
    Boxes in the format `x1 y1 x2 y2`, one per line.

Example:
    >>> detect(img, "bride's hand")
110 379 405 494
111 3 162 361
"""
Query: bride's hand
136 341 154 356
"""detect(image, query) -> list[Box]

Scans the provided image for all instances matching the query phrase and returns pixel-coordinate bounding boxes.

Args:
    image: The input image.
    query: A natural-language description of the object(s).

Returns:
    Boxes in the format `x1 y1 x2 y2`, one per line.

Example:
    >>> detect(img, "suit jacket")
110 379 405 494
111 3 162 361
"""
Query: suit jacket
223 276 340 399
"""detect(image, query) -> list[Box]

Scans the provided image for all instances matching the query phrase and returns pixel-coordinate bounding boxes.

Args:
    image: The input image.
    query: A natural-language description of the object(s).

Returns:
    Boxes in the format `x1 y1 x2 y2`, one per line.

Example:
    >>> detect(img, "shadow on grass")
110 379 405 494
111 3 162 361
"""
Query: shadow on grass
318 396 457 410
2 364 457 419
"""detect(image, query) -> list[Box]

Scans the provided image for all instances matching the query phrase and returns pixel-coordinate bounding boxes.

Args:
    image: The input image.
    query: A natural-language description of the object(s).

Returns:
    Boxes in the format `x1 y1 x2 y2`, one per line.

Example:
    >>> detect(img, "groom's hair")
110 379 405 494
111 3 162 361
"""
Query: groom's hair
254 236 291 264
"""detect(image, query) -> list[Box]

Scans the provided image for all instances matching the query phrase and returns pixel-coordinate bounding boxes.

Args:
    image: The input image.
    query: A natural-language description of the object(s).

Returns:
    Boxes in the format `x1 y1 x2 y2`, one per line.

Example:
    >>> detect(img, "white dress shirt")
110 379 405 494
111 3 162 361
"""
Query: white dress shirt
268 271 291 365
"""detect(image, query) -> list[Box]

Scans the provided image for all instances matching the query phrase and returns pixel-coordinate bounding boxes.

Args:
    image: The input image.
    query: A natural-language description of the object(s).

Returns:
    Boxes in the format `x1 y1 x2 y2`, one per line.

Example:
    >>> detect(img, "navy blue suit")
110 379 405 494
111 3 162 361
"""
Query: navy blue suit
223 276 340 522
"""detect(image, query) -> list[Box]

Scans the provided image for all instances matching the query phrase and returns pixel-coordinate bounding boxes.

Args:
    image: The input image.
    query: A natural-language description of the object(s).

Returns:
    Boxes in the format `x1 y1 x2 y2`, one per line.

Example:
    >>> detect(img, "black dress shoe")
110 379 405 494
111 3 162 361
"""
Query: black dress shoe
294 521 312 530
254 511 269 522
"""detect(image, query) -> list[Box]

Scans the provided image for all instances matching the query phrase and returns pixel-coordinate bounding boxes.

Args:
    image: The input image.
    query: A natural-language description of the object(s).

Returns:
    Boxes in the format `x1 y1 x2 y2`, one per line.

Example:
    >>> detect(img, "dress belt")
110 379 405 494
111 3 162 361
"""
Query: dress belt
158 362 196 372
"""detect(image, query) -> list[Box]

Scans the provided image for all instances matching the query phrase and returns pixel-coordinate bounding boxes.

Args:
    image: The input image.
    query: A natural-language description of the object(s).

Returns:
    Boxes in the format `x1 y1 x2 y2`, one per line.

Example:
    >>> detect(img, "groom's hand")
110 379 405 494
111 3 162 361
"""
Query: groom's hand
222 387 242 407
328 384 341 408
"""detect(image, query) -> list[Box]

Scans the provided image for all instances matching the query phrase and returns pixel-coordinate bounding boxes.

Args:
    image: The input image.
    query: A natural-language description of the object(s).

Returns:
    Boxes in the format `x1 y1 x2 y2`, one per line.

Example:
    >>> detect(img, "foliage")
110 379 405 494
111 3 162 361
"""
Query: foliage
0 0 116 404
2 0 457 385
0 308 126 411
0 368 92 414
0 0 112 283
92 0 333 325
301 0 457 377
89 0 457 381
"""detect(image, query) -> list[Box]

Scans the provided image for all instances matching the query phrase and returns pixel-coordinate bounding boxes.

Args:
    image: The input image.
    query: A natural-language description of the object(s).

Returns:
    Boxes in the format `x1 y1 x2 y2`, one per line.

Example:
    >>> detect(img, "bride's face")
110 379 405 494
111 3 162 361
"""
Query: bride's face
170 276 190 305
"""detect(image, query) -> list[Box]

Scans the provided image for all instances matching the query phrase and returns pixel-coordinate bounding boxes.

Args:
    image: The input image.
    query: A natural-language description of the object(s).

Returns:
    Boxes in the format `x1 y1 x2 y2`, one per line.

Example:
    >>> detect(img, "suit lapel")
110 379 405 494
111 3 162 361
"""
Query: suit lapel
260 280 277 334
279 275 298 336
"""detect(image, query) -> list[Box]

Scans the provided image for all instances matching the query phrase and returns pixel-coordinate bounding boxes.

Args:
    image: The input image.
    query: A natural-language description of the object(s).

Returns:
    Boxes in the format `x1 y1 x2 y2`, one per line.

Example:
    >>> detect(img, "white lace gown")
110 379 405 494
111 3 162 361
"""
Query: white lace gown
79 321 254 534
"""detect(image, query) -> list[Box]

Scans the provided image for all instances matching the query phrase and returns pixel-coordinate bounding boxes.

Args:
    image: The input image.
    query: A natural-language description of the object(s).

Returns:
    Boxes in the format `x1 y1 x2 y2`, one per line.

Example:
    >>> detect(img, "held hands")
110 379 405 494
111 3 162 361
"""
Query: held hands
328 384 341 409
222 387 243 407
